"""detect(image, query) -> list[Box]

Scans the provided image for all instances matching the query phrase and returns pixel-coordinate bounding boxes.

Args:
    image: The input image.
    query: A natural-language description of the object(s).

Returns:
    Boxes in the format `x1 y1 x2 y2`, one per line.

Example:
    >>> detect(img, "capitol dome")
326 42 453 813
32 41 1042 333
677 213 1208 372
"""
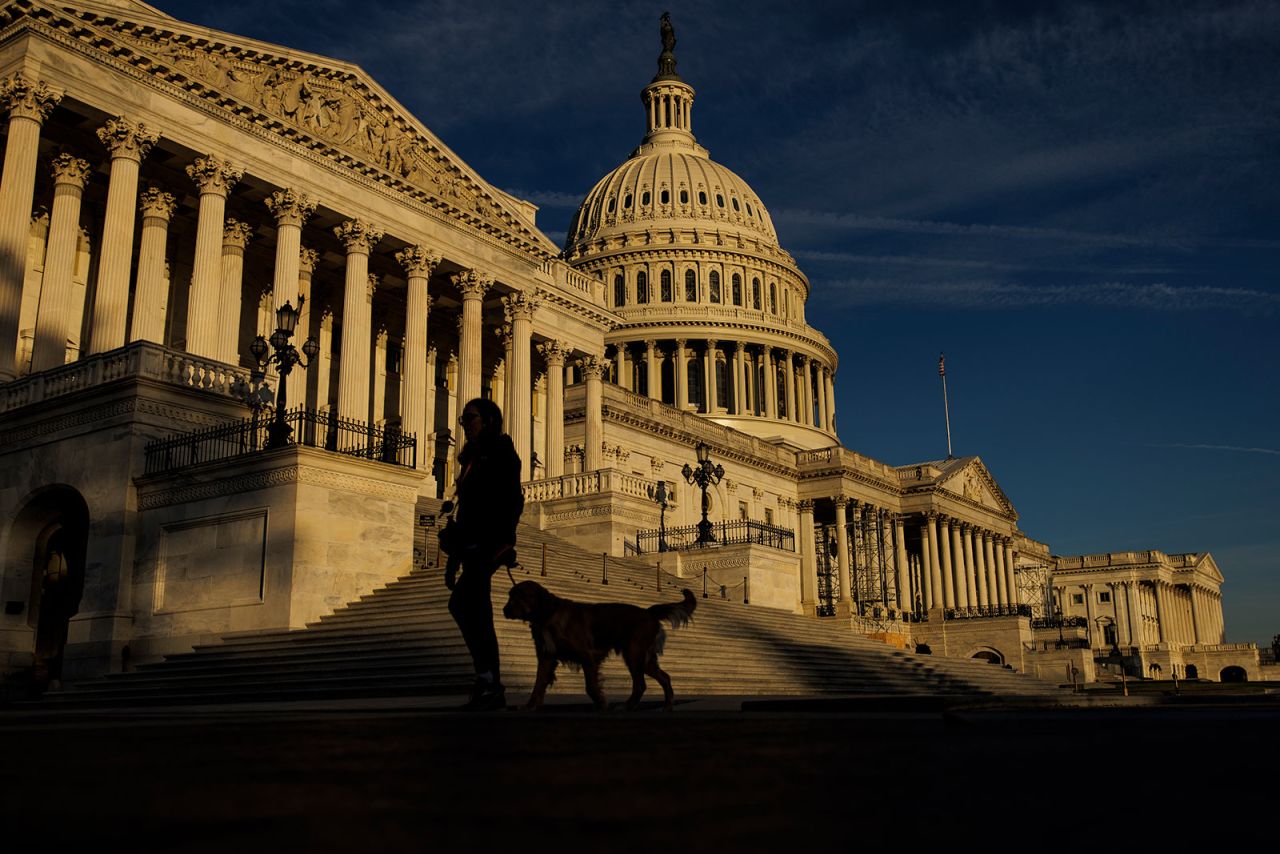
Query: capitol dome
564 17 839 450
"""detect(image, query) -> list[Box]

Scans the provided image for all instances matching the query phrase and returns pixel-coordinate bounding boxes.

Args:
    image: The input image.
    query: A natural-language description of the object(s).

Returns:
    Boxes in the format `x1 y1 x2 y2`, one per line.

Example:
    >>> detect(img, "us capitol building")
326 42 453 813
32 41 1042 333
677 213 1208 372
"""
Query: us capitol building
0 1 1266 689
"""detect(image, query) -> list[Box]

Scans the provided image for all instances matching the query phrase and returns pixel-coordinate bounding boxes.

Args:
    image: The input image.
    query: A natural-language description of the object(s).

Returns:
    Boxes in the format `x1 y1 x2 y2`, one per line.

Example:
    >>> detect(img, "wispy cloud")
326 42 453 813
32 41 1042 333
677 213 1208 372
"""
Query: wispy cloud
1150 443 1280 456
502 189 585 208
792 249 1184 277
817 279 1280 313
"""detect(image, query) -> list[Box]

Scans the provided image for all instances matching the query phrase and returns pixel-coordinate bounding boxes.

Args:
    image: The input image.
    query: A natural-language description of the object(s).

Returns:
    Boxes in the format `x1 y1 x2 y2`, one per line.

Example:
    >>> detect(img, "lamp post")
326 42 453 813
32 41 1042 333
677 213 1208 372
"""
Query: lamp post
651 479 670 552
249 296 320 449
681 441 724 545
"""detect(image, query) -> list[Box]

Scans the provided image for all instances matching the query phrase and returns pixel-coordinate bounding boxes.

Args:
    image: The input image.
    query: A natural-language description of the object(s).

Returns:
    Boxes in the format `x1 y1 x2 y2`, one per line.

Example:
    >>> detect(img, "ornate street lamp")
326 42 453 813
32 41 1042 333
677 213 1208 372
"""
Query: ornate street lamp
681 440 724 545
650 479 670 552
249 296 320 449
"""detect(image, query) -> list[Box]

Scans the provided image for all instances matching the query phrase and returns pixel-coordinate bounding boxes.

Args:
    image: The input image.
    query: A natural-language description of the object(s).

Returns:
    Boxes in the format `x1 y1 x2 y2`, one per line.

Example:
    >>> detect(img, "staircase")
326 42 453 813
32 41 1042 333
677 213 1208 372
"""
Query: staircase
48 498 1066 706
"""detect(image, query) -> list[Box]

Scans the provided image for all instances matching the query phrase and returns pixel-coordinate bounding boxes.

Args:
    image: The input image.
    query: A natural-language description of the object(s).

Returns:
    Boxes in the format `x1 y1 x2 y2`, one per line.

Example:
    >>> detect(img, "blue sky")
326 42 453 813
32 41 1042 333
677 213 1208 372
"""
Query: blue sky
148 0 1279 645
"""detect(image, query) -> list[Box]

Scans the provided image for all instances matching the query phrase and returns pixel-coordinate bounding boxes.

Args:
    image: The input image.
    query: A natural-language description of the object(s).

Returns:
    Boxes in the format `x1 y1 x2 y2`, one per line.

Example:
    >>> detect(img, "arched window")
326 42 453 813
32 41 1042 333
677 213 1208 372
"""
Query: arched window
698 190 707 206
607 197 616 214
636 271 649 304
613 273 625 308
776 369 788 418
769 283 778 314
641 191 651 206
684 269 697 302
680 189 689 205
731 273 742 306
660 269 673 302
715 193 725 208
752 277 762 310
687 361 704 410
731 196 740 212
660 189 670 205
709 270 721 303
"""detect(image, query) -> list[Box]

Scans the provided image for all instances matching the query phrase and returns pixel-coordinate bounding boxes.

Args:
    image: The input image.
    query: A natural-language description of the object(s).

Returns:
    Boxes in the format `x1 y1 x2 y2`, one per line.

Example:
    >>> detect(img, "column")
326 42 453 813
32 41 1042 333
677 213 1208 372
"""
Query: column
1153 581 1169 644
763 347 778 420
89 116 157 354
893 514 908 610
129 189 176 344
644 339 659 400
801 356 814 425
798 500 818 610
372 324 389 423
31 154 91 373
580 354 604 471
782 350 795 421
265 189 314 313
702 339 718 412
825 369 837 432
1188 586 1202 644
424 345 439 476
185 155 243 359
924 513 942 611
452 269 492 408
0 75 61 380
733 342 746 415
334 219 383 422
444 352 459 485
218 219 252 363
1003 539 1017 608
538 340 568 478
297 248 317 377
951 522 969 609
981 532 999 608
396 246 440 471
994 538 1009 609
833 497 852 612
675 339 688 410
938 515 956 609
973 529 989 608
1082 583 1097 647
612 344 624 388
1126 580 1144 647
504 292 539 480
1109 583 1127 645
817 364 829 433
314 308 334 413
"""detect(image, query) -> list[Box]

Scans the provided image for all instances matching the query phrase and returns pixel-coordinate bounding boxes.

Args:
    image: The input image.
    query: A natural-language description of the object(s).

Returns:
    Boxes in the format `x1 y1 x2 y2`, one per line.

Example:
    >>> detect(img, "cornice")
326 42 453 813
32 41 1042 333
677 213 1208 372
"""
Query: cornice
606 319 836 364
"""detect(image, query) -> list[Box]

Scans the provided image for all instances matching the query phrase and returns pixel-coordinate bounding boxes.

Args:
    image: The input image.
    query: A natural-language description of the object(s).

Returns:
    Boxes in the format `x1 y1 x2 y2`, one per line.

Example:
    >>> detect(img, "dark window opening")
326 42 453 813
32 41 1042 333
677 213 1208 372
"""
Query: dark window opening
636 271 649 304
684 269 697 302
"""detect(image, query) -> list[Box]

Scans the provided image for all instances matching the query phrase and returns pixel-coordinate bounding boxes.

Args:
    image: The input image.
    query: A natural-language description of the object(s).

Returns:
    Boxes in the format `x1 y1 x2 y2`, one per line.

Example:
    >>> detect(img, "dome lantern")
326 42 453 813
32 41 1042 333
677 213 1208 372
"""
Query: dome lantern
640 13 697 152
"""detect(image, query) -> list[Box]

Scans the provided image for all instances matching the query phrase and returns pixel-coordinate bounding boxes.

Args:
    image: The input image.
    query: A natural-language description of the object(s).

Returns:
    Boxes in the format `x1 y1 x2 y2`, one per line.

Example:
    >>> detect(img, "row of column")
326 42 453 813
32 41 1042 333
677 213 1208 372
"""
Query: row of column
794 498 911 615
917 513 1017 613
1089 580 1222 649
612 338 836 433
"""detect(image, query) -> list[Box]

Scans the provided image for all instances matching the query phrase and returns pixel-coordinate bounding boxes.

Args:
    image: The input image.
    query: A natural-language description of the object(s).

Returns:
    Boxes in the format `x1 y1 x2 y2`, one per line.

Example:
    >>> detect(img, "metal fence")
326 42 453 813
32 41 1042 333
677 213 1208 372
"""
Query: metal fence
945 604 1034 621
144 407 416 475
633 519 795 554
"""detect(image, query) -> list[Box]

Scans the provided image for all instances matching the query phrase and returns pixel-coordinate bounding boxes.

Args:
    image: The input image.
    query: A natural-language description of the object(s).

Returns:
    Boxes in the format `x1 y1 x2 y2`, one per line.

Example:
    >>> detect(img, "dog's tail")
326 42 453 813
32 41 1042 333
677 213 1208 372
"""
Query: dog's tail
648 589 696 630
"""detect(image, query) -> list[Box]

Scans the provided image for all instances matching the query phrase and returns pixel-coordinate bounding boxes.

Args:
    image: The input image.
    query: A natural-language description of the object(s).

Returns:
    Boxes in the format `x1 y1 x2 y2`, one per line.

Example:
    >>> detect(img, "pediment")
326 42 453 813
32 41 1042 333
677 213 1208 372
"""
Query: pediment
19 1 559 259
937 457 1017 517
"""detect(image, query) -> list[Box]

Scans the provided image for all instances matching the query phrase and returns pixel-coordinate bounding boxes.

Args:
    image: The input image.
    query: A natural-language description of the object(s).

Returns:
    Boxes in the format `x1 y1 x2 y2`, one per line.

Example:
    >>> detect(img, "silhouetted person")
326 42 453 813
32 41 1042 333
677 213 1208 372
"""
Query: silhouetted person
444 398 523 711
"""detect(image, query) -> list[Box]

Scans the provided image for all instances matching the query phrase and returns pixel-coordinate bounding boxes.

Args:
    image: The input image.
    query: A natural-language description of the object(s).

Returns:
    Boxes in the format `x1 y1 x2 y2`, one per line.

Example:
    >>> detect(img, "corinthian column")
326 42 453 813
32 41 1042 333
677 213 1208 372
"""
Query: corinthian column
219 219 252 363
705 339 719 412
983 532 1000 607
951 521 969 609
1004 538 1017 608
644 339 660 400
763 347 778 420
826 369 837 432
816 364 829 431
893 514 909 610
130 188 176 344
923 513 941 611
31 155 91 372
938 515 955 609
578 354 605 471
265 189 315 312
396 246 440 471
538 340 568 478
961 524 978 609
0 75 61 379
798 499 818 610
334 219 383 422
733 341 746 415
185 155 242 359
452 270 492 407
833 497 853 613
90 116 157 354
675 339 688 409
781 350 795 421
799 356 813 426
503 291 539 479
297 248 317 360
973 528 989 608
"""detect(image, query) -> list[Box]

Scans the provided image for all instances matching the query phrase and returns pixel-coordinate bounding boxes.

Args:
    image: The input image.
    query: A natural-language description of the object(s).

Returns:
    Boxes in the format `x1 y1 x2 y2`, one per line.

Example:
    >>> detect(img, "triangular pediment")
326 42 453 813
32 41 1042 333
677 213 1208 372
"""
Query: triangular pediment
16 1 559 259
936 457 1017 517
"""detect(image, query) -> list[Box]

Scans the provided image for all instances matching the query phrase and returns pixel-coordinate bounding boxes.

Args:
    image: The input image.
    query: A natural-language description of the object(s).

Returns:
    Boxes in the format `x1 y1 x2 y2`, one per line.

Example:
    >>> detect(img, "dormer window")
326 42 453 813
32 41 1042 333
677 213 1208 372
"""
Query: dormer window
731 197 740 212
641 191 651 206
680 189 689 205
660 189 670 205
698 191 707 206
715 194 725 208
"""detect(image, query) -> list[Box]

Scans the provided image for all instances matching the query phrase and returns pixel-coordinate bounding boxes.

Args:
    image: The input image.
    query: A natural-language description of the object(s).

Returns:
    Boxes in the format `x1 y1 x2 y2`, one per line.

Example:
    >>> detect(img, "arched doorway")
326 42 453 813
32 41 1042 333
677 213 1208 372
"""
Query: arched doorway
1185 664 1199 680
1220 665 1247 683
972 648 1004 665
3 485 90 689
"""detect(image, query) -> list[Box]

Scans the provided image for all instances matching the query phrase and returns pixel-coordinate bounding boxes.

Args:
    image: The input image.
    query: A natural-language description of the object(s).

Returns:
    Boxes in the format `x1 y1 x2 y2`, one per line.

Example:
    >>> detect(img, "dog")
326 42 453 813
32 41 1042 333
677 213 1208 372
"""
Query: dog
502 580 696 712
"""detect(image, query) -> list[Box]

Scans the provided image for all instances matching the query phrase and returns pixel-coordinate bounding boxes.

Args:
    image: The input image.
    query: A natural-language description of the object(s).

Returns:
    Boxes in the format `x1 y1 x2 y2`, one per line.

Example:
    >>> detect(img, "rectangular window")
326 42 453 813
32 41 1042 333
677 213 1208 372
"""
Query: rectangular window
1071 593 1084 605
765 508 774 526
1099 591 1112 603
739 501 749 520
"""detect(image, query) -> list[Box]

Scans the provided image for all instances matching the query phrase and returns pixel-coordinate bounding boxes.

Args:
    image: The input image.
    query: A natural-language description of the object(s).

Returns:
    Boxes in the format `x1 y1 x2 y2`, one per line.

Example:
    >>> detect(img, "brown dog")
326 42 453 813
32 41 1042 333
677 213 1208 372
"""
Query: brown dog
502 580 696 712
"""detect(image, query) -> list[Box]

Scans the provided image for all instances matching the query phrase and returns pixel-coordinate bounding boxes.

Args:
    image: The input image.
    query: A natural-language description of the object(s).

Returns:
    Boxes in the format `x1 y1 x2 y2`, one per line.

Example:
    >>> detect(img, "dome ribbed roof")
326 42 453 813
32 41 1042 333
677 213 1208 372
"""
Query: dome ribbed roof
565 150 778 251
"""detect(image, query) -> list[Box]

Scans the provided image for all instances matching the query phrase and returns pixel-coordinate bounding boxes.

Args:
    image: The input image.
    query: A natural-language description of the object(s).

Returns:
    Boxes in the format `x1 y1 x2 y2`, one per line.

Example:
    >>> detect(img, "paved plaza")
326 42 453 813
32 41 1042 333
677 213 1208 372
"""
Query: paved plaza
2 694 1275 851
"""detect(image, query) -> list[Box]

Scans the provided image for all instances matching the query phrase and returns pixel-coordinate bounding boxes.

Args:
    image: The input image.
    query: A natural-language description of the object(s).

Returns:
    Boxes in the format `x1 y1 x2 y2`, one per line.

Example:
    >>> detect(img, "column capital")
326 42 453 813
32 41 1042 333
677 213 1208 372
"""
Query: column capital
96 116 158 162
644 338 657 352
396 245 442 277
925 510 938 521
706 338 718 349
265 188 315 227
452 269 493 299
576 354 606 379
734 340 746 354
50 153 91 187
334 219 384 253
495 323 512 347
222 218 253 249
833 494 849 509
675 338 687 349
139 187 176 220
797 353 810 365
299 247 319 276
536 339 571 367
186 155 242 196
0 74 62 122
502 290 541 321
366 274 380 301
797 499 814 512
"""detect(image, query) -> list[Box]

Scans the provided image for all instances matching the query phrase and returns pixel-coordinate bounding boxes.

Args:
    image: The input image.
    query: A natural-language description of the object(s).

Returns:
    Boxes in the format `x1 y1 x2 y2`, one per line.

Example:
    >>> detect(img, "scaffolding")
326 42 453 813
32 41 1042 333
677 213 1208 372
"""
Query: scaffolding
814 524 839 616
852 507 897 611
1016 562 1052 619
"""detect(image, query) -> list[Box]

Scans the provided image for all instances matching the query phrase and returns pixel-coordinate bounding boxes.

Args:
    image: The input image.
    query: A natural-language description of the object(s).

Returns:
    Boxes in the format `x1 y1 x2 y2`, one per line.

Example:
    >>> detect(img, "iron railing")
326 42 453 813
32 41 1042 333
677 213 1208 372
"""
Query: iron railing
1030 614 1089 630
945 604 1034 621
633 519 795 554
144 407 416 475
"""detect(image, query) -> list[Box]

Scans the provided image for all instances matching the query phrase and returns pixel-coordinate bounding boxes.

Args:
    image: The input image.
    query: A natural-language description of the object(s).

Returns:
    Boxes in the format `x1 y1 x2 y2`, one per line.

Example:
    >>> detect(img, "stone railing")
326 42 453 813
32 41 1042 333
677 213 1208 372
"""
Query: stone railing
523 468 655 503
2 341 251 415
1191 642 1257 652
796 445 897 479
1056 550 1203 570
543 260 605 306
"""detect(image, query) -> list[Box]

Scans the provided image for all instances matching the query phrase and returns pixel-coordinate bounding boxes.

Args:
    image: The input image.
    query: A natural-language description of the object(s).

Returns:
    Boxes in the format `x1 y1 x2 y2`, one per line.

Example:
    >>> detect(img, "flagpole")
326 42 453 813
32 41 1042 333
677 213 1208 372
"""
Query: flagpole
939 352 953 459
